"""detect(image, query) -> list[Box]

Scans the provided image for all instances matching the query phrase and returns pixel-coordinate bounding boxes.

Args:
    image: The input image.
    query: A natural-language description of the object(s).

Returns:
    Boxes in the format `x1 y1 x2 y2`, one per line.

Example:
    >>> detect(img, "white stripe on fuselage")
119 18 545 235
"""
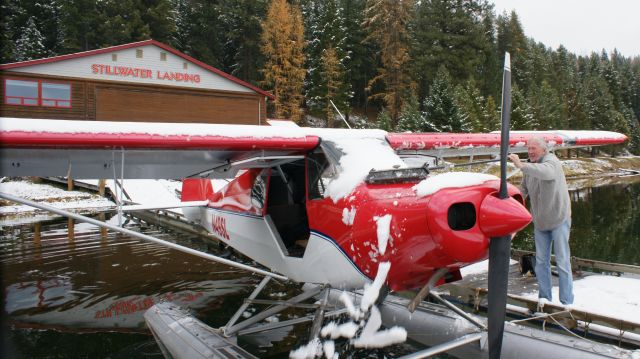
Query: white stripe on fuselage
197 207 368 289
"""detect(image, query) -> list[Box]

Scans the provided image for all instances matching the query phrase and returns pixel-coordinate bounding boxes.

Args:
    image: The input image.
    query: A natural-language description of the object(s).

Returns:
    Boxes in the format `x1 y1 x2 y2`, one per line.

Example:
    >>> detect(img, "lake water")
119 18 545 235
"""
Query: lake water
1 177 639 358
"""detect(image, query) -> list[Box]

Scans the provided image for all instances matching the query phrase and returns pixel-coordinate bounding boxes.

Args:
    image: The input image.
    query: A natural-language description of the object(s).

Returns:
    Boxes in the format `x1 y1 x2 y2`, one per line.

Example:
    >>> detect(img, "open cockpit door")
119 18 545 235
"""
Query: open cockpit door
263 158 310 258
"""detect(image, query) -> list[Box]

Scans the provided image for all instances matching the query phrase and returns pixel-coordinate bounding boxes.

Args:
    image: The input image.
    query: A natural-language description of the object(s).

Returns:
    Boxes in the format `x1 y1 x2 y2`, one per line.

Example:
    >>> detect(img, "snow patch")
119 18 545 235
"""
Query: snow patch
460 259 518 277
289 338 322 359
342 207 357 226
521 275 640 323
351 306 407 348
360 262 391 312
413 172 498 197
324 138 405 201
320 321 359 339
373 215 392 255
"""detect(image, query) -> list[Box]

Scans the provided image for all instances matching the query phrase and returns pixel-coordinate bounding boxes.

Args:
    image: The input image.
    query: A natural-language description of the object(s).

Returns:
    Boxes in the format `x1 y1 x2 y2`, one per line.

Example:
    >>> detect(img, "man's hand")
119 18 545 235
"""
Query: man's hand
507 153 524 169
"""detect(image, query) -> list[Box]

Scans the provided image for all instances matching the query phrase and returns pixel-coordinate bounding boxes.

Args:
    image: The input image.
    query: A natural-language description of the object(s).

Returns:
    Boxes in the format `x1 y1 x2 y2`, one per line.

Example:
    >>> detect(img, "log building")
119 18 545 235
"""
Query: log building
0 40 273 125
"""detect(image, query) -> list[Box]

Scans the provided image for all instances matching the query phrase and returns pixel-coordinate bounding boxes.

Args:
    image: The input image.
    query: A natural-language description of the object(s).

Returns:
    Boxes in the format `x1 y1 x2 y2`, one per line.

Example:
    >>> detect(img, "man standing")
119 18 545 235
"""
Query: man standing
508 137 574 305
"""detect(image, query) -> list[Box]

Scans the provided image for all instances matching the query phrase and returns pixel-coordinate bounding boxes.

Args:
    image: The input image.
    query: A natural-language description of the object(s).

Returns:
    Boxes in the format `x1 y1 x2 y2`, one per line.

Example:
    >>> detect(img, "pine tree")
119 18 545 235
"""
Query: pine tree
496 11 528 94
3 0 65 60
363 0 414 127
424 66 463 132
454 80 486 132
412 0 492 101
170 0 226 68
529 80 563 129
96 0 150 47
303 0 351 122
261 0 306 122
59 0 101 52
579 75 615 130
139 0 175 44
14 16 49 61
223 0 267 85
0 0 19 62
340 0 375 116
321 46 349 127
510 85 536 130
397 93 427 132
483 95 500 131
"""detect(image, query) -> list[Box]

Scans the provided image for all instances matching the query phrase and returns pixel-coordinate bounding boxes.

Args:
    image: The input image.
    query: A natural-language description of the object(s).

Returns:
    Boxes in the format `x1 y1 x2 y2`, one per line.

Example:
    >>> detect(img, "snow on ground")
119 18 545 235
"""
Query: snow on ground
522 275 640 324
0 179 114 216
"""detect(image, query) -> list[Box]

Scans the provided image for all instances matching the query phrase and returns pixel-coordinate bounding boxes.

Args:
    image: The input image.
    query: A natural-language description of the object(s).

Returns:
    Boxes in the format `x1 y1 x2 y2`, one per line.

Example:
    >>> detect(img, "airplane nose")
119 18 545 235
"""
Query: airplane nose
478 194 531 237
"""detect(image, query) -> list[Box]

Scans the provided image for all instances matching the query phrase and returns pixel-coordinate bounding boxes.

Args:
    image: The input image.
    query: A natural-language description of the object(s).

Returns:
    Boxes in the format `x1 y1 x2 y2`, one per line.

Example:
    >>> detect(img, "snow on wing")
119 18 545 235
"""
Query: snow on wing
386 130 627 156
0 117 319 179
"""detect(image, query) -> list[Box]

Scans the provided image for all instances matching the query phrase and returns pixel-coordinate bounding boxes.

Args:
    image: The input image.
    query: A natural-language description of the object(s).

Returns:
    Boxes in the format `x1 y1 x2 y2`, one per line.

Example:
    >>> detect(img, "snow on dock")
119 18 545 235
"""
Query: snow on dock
0 179 114 218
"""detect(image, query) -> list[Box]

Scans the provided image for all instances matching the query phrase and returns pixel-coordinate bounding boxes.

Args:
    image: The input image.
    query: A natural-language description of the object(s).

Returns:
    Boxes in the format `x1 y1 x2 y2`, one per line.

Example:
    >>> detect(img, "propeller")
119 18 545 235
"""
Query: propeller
487 52 512 359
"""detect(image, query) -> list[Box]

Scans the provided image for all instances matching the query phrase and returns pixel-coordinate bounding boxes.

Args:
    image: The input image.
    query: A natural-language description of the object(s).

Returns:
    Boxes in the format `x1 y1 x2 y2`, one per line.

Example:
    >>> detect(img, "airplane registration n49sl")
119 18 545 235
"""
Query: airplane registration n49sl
0 56 629 359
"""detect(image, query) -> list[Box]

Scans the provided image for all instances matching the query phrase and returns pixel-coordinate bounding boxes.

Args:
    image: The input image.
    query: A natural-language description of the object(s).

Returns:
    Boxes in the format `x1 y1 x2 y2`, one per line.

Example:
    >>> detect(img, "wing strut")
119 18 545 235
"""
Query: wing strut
0 191 288 281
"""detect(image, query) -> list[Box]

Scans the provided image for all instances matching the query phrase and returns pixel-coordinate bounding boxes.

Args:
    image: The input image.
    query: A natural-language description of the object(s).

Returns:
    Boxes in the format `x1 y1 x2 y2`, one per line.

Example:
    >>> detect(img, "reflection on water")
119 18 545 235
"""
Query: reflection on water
1 213 424 358
513 178 640 266
1 215 261 358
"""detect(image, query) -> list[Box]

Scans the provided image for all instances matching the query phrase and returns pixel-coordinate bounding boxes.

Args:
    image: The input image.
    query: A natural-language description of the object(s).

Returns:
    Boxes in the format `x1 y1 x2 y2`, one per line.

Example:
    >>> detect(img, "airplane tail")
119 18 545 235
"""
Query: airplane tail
181 178 214 202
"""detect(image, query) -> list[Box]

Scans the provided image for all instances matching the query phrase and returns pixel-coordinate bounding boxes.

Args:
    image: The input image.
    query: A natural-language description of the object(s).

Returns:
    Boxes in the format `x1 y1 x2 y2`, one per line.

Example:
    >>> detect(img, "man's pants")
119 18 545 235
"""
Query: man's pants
534 218 574 305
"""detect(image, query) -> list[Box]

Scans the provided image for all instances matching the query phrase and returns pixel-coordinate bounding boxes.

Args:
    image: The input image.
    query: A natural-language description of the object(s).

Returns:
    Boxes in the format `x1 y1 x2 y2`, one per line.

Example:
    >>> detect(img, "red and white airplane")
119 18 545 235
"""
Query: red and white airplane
0 57 629 358
0 119 627 291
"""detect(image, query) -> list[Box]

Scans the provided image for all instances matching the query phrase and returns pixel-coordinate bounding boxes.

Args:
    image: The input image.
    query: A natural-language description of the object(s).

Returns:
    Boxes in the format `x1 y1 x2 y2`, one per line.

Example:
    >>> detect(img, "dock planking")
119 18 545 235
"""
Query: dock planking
436 258 640 343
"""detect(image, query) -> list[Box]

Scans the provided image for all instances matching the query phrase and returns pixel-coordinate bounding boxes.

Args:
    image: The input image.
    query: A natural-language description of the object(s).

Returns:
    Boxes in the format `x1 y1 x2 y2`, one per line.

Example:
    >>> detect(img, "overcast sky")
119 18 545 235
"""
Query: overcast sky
490 0 640 57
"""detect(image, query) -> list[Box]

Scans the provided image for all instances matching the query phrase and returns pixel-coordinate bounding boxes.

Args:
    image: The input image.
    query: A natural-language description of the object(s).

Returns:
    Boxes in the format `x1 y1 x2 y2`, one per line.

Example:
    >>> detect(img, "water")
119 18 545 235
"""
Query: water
0 215 423 358
2 178 639 358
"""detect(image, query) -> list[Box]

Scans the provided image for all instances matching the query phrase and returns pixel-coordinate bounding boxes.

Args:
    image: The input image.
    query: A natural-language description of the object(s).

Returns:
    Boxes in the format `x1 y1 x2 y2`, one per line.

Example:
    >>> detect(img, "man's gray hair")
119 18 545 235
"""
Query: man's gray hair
528 136 549 153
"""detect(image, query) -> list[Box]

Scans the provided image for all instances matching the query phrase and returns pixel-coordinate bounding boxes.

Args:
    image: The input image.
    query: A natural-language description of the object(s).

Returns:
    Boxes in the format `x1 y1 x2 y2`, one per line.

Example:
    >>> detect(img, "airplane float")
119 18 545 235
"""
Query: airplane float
0 55 628 358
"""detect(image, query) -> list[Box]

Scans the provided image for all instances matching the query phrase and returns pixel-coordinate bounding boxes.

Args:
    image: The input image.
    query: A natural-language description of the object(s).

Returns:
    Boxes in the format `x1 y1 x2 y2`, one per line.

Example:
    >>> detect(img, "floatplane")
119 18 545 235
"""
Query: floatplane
0 55 630 358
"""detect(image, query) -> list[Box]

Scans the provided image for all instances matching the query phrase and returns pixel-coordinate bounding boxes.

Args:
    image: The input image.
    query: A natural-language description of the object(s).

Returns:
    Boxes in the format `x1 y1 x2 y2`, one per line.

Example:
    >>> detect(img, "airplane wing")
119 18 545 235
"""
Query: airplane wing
0 117 319 179
386 130 628 159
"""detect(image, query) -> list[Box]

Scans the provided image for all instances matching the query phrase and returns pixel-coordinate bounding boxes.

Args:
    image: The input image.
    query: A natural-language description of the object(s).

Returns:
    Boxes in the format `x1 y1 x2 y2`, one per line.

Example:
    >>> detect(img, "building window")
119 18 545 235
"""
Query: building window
42 82 71 107
183 62 188 69
4 79 71 108
112 53 117 61
160 52 167 61
136 49 143 58
4 79 38 106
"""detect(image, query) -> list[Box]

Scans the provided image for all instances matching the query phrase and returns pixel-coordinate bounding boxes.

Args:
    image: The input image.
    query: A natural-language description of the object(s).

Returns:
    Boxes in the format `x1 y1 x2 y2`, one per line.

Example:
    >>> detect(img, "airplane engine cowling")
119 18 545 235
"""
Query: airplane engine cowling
425 180 528 264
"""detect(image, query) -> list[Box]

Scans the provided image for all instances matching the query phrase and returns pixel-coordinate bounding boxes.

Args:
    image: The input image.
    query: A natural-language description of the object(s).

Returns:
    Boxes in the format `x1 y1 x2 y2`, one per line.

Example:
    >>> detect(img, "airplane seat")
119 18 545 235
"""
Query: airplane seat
266 167 309 257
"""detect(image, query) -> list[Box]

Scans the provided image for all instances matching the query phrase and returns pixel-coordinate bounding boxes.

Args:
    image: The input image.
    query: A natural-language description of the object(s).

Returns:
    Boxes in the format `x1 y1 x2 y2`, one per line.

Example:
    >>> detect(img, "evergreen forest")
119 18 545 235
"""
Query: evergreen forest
2 0 639 153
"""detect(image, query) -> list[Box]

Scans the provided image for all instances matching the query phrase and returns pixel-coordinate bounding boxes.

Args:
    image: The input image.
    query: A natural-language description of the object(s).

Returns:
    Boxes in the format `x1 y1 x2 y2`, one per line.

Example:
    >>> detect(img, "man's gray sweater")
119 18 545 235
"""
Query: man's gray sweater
520 153 571 231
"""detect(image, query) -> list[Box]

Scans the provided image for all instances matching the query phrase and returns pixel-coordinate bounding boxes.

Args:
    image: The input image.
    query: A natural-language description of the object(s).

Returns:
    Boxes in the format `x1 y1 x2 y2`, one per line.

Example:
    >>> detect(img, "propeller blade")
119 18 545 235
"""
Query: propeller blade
499 52 512 200
488 52 512 359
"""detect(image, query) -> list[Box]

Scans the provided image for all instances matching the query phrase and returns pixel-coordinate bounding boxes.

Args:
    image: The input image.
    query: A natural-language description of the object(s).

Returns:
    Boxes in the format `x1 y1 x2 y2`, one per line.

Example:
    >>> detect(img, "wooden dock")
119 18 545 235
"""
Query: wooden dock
436 253 640 345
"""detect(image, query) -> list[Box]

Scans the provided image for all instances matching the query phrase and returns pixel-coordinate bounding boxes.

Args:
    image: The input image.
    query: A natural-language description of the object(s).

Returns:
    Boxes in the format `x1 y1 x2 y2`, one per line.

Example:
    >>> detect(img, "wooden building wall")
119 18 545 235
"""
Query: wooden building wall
0 71 267 125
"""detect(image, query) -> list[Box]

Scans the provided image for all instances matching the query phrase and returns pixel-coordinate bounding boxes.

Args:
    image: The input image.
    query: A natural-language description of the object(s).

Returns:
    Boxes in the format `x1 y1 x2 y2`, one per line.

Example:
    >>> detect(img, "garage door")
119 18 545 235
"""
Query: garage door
96 87 260 124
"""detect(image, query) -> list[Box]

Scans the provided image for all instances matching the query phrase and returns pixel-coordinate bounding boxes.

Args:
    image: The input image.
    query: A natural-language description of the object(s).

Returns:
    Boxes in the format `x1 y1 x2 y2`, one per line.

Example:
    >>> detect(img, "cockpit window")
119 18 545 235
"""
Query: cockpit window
307 151 338 199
